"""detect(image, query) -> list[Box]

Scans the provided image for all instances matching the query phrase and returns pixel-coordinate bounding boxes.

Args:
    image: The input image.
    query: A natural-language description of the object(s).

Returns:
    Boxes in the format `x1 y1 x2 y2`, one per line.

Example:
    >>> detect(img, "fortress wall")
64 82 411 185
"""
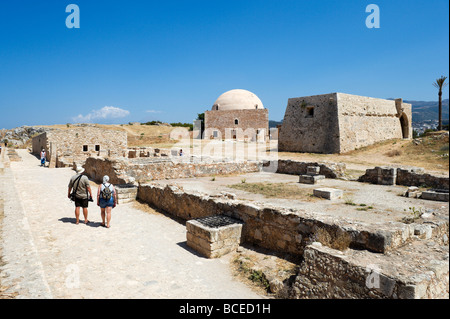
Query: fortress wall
278 93 341 154
336 93 410 153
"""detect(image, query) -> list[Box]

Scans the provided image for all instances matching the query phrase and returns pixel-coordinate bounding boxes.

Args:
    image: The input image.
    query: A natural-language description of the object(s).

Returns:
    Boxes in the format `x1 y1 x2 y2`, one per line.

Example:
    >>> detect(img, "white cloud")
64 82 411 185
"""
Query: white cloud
73 106 130 123
146 110 162 114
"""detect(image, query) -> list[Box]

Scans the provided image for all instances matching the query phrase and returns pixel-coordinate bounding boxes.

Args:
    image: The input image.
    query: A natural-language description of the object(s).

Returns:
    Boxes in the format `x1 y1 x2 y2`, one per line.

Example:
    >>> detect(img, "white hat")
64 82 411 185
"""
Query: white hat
76 167 85 174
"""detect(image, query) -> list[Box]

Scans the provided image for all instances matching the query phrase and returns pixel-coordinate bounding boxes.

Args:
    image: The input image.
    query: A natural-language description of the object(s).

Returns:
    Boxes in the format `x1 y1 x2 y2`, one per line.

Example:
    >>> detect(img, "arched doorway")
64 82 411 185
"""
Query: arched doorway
399 114 410 139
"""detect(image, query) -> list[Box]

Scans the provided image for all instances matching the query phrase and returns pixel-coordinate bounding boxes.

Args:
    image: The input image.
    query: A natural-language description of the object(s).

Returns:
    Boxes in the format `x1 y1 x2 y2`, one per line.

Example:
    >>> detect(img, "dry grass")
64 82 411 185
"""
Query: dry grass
229 182 320 201
277 135 449 174
385 149 402 157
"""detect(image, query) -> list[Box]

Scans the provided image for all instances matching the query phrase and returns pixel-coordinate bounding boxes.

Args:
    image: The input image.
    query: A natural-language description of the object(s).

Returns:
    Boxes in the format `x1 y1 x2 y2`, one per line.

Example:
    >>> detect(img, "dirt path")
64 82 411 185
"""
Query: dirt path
0 150 263 299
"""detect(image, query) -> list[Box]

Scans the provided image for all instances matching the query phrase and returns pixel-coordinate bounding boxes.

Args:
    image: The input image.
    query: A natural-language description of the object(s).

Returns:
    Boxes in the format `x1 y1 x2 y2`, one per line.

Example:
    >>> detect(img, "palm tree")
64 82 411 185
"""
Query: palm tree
433 76 448 131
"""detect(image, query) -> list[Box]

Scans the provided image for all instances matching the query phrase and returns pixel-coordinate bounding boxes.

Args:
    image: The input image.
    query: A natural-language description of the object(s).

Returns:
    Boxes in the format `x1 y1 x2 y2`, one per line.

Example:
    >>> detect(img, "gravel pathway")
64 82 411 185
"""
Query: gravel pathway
0 150 263 299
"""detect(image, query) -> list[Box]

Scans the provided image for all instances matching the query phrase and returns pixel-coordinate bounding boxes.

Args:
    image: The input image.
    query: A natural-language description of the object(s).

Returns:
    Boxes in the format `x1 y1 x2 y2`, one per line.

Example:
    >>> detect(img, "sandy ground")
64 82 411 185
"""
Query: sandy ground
0 149 264 299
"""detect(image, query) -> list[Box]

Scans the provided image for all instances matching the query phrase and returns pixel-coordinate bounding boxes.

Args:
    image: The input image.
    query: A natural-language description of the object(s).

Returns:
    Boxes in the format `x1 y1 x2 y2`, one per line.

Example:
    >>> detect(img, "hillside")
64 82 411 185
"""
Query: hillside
407 99 449 124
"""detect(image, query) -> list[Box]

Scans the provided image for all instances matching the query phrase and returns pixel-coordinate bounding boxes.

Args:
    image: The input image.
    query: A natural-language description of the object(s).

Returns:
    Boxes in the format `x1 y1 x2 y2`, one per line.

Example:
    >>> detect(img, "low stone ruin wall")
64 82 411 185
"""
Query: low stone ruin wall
397 168 449 190
359 167 449 190
84 155 349 185
274 159 346 179
127 147 173 158
136 183 447 256
289 243 449 299
84 157 263 184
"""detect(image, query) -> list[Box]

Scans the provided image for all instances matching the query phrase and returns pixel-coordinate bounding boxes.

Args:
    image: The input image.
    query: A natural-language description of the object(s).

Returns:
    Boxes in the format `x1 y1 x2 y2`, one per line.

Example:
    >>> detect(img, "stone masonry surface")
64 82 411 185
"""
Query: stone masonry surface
32 127 128 168
136 183 448 255
279 93 412 154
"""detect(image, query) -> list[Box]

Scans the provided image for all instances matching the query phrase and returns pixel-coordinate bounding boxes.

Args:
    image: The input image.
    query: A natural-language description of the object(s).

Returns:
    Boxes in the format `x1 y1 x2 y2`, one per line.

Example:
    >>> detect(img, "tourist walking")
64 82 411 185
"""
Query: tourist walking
40 149 46 167
68 167 93 225
97 175 117 228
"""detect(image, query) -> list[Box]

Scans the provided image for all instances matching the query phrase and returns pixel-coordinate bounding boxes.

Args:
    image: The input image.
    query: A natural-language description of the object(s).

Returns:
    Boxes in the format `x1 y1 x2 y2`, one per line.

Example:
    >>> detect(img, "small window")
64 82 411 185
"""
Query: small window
306 107 315 118
95 145 100 152
255 104 258 109
234 119 239 125
83 145 88 152
213 131 218 138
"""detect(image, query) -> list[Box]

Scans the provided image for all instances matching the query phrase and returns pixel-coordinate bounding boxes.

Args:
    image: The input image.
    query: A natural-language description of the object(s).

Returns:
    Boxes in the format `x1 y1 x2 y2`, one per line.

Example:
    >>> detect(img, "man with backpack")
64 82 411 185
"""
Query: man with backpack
96 175 117 228
68 167 94 225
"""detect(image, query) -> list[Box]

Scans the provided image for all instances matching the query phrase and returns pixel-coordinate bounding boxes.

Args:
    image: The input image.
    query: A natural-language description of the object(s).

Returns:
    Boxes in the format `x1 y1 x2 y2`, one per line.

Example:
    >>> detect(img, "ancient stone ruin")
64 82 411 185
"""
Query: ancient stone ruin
32 126 128 168
279 93 413 154
11 91 447 299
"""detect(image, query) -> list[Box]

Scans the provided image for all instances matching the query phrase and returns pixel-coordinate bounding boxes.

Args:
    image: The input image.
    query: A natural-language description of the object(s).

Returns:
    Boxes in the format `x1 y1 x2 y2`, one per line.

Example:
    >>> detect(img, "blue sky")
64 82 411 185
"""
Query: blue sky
0 0 449 129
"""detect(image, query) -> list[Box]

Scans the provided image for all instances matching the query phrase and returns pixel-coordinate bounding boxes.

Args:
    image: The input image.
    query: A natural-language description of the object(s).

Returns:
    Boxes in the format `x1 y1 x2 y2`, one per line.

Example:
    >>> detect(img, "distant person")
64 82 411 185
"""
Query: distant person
40 149 46 167
97 175 117 228
68 167 93 225
179 149 183 156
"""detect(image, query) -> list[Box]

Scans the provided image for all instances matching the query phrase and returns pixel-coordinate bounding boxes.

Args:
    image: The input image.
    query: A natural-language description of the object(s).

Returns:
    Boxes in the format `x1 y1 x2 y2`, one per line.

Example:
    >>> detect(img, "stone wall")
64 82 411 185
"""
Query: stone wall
337 93 412 153
32 127 127 168
397 168 449 190
136 183 447 255
84 157 263 184
205 109 269 141
127 147 173 158
359 167 449 190
289 243 449 299
278 93 412 154
275 159 346 179
279 93 340 154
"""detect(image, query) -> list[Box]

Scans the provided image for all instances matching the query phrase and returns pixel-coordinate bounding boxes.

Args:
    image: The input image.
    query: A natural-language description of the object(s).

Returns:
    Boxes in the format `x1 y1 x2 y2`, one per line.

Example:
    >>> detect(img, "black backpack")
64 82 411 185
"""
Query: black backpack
101 183 112 201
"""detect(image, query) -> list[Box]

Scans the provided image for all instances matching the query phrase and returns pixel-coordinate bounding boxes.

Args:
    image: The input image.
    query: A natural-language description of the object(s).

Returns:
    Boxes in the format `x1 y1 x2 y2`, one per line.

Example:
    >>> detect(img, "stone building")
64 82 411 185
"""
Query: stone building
32 126 127 168
278 93 412 154
204 89 269 142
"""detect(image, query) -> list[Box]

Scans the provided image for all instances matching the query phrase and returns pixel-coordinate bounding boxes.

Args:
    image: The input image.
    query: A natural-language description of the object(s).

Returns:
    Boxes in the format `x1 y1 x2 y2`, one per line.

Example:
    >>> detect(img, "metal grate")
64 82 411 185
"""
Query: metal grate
196 215 239 229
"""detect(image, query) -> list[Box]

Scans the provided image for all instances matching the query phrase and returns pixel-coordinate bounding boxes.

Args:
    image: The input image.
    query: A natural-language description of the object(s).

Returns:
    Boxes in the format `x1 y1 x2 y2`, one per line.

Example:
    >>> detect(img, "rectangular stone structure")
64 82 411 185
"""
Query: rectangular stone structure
186 215 243 258
306 166 321 176
313 188 344 200
420 190 449 202
115 185 138 204
278 93 413 154
299 174 325 184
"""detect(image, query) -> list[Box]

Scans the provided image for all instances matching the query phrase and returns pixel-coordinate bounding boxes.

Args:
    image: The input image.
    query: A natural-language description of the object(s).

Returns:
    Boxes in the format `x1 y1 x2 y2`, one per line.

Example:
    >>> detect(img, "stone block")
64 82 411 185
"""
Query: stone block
405 186 421 198
299 174 325 184
306 166 320 176
186 215 243 259
313 188 344 200
420 190 449 202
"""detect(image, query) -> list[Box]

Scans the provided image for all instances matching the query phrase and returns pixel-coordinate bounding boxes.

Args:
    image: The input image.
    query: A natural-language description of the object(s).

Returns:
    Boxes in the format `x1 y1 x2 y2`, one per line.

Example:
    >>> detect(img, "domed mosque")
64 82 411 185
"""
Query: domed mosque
204 89 269 141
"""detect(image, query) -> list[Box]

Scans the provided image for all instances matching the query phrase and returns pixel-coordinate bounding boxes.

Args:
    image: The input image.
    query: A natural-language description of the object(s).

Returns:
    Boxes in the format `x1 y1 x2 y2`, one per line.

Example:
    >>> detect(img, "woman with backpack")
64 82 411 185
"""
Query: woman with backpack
96 175 118 228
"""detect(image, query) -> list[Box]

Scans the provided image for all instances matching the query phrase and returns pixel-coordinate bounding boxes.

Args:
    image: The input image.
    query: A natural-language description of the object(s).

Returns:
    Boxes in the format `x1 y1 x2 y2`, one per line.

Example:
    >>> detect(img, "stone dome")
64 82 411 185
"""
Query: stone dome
212 89 264 111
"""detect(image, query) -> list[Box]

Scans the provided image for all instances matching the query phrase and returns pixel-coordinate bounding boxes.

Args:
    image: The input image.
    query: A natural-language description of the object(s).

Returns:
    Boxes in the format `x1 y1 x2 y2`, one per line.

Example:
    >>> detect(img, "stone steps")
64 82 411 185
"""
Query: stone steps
115 185 138 204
